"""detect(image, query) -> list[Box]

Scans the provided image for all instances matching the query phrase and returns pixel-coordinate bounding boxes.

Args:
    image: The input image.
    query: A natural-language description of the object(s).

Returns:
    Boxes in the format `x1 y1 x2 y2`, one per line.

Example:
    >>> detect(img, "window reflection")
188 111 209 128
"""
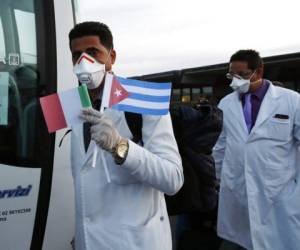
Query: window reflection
15 9 37 64
181 88 190 103
192 88 201 102
172 88 181 103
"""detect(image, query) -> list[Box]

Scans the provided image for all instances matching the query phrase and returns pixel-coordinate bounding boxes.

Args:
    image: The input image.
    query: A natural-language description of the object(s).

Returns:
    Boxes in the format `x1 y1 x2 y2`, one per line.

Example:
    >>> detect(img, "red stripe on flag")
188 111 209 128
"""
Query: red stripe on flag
40 93 67 133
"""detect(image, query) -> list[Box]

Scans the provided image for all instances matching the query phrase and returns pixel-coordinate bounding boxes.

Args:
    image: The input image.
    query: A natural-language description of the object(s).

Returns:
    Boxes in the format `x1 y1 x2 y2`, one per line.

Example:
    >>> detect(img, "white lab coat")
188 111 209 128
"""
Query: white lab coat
70 108 183 250
213 81 300 250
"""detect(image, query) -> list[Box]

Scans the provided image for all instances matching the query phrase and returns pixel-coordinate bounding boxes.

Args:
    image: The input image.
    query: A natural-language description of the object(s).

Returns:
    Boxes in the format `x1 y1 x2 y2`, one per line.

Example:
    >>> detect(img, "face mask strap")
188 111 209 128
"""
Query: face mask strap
99 48 112 74
249 70 264 86
104 49 112 64
249 70 257 81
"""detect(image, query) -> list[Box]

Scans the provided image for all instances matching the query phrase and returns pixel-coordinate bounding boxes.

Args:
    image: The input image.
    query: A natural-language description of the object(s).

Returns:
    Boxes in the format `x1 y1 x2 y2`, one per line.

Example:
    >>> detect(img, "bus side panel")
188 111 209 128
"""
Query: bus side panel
42 1 76 249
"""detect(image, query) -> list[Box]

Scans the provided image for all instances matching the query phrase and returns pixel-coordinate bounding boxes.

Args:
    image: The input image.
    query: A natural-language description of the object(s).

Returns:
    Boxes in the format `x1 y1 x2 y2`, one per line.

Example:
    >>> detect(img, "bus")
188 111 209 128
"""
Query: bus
132 52 300 105
0 0 76 249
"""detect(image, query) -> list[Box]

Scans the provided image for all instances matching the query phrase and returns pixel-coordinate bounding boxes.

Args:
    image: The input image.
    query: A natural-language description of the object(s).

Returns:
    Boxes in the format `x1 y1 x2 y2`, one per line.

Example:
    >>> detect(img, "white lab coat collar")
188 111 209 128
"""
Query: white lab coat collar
228 81 280 138
250 82 280 136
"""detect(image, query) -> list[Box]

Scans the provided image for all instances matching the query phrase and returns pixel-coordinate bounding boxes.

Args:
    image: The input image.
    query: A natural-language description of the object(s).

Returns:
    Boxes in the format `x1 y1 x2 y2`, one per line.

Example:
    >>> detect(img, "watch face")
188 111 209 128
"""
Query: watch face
117 144 128 158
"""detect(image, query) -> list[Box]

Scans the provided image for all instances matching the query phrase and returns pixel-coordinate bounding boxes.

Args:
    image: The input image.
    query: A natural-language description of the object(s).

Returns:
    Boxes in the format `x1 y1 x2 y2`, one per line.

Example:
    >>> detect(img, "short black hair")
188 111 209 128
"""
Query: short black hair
69 21 114 50
230 49 263 70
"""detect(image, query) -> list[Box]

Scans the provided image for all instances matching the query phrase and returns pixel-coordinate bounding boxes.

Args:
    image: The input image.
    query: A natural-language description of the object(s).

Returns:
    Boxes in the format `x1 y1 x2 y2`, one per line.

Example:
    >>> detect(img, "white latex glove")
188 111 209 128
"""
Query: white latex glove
80 108 122 152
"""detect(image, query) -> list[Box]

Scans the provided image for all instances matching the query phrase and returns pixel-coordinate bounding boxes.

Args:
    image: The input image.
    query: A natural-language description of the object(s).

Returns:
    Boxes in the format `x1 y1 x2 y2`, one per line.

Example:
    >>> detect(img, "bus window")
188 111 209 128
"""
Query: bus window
172 88 181 103
0 18 5 62
14 9 37 64
191 88 201 102
182 88 191 103
202 86 213 101
0 0 46 166
203 86 213 95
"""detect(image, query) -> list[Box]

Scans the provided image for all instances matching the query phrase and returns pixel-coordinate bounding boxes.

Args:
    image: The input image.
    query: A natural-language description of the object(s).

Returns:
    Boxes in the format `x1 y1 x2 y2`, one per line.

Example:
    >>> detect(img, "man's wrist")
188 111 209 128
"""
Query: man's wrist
113 138 129 165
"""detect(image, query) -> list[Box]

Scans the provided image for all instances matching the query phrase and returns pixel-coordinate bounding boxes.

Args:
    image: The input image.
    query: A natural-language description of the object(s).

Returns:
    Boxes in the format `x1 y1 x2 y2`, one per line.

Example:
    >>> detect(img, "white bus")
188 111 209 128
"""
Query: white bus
0 0 76 249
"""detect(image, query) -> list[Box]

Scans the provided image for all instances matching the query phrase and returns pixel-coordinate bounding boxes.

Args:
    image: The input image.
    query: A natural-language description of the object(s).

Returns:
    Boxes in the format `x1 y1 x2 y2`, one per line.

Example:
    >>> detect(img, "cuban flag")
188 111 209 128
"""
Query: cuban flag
102 73 172 115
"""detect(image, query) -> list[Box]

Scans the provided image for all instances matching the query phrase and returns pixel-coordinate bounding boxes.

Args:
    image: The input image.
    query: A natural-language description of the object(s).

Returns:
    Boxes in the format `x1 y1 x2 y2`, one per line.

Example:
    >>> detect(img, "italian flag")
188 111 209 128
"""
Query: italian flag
40 85 91 133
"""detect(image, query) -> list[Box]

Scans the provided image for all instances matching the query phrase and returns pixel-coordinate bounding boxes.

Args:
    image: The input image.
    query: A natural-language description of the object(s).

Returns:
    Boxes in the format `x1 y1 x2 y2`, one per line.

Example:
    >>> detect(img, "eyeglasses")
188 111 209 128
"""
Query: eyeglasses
226 71 254 80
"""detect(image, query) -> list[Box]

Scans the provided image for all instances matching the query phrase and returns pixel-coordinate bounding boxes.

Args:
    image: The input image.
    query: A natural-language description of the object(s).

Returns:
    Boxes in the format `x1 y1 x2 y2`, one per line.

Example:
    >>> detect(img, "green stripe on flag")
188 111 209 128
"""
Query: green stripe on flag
78 85 92 108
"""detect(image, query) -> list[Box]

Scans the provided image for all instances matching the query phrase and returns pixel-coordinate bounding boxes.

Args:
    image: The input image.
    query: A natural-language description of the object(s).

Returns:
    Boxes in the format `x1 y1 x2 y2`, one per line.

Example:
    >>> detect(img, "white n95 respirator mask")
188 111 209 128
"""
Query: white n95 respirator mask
229 77 251 94
73 52 106 89
229 71 256 94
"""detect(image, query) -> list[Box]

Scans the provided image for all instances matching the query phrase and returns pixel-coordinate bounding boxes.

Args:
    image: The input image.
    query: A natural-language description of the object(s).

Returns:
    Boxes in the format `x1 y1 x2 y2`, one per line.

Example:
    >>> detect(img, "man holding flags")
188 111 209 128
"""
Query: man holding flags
68 21 183 250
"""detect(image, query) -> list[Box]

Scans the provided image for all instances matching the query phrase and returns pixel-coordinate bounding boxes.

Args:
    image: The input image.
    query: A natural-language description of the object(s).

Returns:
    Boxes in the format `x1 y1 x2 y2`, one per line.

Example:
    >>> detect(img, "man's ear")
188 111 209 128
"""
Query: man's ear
257 66 264 78
110 49 116 65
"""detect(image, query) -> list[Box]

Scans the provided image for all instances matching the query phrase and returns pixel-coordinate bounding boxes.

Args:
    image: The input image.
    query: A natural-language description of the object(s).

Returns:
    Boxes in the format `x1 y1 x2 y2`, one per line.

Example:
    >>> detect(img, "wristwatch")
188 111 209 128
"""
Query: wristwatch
113 138 129 165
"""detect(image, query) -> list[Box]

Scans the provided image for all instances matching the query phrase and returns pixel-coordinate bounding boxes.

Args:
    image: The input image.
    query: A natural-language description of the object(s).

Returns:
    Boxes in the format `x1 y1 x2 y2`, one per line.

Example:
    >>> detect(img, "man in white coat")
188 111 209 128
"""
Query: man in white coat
213 49 300 250
68 22 183 250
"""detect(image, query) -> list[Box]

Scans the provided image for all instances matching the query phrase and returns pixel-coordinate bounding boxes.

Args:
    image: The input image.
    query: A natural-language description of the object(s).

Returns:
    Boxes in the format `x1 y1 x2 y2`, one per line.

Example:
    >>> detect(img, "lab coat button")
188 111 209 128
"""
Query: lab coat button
160 216 164 221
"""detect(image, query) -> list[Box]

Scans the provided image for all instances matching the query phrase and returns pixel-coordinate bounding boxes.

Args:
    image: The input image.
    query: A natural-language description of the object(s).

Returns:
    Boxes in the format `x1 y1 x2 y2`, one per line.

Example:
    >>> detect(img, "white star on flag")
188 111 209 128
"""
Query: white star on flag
114 88 122 97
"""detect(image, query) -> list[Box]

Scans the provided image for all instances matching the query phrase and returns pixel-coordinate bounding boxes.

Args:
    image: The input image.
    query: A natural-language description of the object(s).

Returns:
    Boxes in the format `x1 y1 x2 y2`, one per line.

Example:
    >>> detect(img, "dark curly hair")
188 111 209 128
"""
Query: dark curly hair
230 49 263 70
69 21 114 50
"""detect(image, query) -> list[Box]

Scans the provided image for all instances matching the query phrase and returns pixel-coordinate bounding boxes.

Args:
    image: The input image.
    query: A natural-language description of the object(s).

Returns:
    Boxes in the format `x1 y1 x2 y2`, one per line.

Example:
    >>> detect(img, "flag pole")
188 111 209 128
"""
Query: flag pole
91 147 98 168
91 106 111 183
91 73 112 183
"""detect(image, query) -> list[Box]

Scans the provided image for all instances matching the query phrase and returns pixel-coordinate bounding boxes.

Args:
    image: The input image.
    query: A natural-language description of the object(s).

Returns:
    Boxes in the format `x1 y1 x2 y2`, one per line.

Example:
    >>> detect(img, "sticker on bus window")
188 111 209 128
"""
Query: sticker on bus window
0 72 9 125
8 53 20 66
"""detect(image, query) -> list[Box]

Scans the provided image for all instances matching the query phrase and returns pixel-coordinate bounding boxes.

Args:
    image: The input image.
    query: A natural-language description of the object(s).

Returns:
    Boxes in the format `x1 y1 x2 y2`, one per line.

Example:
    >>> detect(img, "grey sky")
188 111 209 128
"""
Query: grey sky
75 0 300 77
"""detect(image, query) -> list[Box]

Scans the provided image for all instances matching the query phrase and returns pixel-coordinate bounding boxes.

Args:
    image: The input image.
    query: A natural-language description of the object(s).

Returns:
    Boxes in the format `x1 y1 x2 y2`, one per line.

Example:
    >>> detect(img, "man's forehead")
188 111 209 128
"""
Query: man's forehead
229 61 249 71
70 35 104 51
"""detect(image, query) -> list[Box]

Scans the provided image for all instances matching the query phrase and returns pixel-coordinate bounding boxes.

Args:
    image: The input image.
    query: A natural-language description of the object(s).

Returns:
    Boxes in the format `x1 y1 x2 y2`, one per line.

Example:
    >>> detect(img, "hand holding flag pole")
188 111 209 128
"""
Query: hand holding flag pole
91 72 172 175
91 105 111 184
91 73 130 182
91 74 114 183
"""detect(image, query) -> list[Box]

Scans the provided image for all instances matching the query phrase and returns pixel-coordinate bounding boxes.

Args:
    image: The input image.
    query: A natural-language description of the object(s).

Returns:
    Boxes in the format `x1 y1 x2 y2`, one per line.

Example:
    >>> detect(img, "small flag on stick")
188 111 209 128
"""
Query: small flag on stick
40 85 91 133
